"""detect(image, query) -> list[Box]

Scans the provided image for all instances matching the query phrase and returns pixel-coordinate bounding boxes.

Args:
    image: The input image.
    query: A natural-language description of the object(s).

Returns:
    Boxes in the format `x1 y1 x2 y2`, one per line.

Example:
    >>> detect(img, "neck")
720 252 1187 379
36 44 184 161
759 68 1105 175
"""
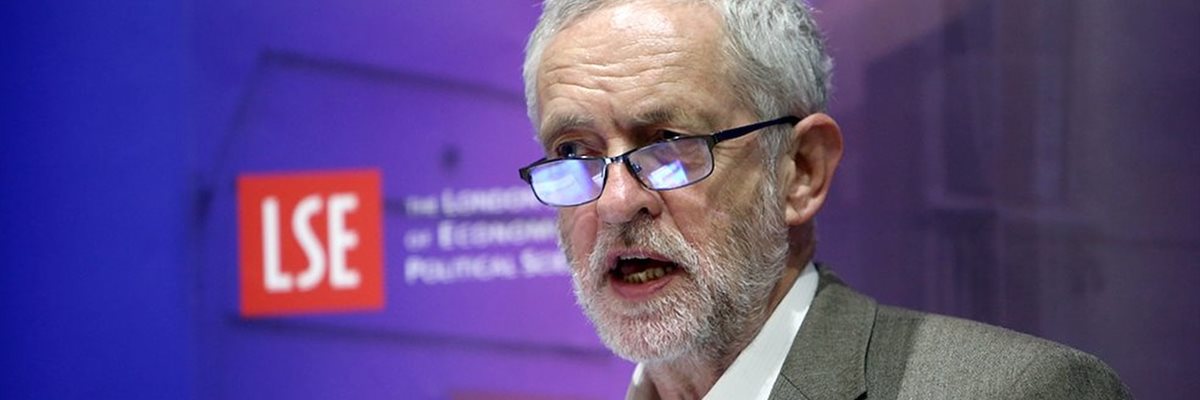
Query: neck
643 253 808 399
642 356 721 400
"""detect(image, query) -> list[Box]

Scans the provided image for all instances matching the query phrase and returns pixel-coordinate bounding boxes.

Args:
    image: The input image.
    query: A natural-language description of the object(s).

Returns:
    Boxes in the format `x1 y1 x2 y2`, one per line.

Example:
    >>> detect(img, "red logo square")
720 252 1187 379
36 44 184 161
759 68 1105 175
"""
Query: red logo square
237 169 385 317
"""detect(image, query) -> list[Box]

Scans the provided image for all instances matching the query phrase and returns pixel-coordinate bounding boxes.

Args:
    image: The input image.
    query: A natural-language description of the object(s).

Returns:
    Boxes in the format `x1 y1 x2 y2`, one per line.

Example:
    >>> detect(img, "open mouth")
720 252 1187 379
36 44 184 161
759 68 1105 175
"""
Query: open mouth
609 254 680 284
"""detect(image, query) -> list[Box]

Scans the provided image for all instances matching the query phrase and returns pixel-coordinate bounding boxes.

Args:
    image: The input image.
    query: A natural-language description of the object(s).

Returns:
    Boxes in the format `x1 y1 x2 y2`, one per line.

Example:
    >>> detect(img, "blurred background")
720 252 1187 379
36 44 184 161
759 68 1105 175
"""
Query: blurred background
1 0 1196 399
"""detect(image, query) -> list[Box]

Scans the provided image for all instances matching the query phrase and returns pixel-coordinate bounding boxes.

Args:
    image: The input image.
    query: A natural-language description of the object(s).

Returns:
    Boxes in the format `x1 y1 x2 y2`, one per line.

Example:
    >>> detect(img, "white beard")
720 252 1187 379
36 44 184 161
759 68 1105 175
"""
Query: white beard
561 178 789 364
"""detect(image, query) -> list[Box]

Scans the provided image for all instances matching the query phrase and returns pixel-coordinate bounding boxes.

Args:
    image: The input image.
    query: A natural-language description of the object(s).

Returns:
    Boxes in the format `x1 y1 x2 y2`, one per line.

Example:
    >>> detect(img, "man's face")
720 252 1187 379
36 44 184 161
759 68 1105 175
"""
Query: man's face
534 1 790 363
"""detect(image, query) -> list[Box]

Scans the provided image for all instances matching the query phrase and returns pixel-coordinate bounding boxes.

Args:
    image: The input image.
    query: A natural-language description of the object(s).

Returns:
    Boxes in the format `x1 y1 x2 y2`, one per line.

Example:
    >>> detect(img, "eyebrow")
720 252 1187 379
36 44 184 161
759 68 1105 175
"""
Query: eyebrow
632 106 719 134
537 113 596 146
536 106 722 147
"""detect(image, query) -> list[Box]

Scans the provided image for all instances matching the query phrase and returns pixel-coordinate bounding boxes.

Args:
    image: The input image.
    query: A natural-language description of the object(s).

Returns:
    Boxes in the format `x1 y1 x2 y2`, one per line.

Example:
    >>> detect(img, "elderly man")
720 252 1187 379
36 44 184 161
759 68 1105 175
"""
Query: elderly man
517 0 1130 398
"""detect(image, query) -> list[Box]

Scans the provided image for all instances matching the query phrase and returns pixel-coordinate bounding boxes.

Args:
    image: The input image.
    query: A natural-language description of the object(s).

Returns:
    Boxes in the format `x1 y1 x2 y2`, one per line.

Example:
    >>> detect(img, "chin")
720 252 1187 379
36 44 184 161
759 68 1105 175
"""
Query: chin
577 279 708 363
597 313 696 363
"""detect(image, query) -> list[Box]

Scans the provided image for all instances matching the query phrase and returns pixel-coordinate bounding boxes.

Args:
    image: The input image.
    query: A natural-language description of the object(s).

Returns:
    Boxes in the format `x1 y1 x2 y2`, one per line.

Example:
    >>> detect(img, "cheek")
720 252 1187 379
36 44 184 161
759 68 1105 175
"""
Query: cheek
666 169 762 245
558 207 599 262
662 189 727 247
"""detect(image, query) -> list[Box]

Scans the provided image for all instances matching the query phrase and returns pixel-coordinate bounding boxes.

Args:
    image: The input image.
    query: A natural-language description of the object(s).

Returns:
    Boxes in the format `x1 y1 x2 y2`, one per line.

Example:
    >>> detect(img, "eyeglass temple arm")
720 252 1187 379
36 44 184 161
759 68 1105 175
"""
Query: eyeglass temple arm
710 116 801 143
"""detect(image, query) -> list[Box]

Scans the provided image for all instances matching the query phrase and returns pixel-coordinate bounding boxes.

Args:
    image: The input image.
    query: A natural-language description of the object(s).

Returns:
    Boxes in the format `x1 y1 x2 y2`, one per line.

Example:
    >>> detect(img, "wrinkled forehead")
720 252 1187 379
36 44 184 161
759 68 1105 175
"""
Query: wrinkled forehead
533 1 740 137
538 0 727 77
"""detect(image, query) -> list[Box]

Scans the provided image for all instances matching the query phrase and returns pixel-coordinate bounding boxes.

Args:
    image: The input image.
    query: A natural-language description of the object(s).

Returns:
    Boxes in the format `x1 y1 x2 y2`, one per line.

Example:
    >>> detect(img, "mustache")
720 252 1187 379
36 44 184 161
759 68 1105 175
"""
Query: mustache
586 216 701 276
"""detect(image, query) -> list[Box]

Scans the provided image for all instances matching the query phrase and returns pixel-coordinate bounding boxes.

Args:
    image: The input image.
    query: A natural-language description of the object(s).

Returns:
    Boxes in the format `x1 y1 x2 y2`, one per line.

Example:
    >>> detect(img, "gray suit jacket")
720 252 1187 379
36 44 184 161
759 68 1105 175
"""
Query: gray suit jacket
767 267 1131 399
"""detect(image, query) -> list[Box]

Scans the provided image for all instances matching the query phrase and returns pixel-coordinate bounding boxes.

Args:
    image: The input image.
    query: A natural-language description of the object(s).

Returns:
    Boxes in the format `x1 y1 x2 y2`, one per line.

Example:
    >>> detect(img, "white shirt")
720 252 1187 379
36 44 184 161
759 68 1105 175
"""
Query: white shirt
626 263 820 400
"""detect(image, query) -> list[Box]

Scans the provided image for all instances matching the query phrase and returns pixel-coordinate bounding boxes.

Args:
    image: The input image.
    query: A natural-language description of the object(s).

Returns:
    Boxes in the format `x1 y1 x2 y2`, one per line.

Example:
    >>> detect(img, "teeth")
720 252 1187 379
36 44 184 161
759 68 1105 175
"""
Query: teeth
620 265 672 284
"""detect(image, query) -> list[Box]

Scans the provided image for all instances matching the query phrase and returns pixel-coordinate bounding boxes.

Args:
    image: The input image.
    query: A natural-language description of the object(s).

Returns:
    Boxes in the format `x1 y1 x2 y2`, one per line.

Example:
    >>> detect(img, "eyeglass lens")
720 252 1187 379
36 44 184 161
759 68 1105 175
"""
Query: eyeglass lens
528 137 714 206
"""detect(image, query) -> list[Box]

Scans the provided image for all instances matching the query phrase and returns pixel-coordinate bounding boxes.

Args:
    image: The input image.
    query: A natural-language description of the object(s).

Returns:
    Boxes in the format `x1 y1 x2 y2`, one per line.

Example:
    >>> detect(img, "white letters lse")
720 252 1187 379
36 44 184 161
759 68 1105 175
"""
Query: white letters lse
260 193 362 293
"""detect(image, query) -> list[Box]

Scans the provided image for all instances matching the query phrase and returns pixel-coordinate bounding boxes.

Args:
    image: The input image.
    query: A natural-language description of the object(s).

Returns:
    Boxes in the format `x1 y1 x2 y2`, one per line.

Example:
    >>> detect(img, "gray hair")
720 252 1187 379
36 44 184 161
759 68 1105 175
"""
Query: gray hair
522 0 833 160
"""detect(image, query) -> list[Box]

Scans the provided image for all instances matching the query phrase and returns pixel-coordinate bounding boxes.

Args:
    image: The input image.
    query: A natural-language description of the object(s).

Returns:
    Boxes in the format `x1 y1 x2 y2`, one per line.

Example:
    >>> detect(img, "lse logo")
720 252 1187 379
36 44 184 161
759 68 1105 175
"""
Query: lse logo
237 169 384 316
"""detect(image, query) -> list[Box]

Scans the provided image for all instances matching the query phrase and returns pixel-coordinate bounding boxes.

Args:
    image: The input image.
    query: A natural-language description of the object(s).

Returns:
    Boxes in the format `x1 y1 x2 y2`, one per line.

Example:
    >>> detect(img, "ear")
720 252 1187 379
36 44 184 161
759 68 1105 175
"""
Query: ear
781 113 843 226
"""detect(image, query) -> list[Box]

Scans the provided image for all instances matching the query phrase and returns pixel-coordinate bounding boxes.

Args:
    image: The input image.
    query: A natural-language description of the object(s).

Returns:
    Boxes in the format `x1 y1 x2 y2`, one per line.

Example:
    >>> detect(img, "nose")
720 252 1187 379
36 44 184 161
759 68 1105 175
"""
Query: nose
595 159 662 225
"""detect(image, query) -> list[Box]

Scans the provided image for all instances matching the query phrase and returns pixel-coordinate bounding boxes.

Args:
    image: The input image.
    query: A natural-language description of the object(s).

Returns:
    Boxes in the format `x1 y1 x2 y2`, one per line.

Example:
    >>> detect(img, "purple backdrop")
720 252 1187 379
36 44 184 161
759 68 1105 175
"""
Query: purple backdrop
1 1 1197 399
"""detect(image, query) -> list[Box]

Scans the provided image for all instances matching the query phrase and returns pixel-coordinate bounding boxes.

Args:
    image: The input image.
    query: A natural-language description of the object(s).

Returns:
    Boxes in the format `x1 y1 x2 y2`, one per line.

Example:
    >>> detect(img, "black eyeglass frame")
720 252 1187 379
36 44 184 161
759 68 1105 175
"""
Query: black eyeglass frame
518 115 801 207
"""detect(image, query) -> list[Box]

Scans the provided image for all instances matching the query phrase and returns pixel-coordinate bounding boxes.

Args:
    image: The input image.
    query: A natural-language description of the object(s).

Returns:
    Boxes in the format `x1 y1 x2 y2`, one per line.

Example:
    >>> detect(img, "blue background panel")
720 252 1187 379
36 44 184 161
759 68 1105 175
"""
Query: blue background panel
2 1 1198 399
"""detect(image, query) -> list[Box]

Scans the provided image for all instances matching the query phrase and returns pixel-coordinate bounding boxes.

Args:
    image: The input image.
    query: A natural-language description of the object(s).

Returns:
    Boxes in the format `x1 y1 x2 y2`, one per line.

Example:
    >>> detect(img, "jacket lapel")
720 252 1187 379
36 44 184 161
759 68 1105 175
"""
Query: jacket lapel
770 266 876 400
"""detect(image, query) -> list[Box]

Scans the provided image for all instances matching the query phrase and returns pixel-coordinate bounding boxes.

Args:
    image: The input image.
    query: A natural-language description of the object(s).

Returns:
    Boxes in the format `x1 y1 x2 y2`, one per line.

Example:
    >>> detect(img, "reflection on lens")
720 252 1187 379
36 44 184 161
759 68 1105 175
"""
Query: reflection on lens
632 138 712 190
530 159 602 206
646 160 688 188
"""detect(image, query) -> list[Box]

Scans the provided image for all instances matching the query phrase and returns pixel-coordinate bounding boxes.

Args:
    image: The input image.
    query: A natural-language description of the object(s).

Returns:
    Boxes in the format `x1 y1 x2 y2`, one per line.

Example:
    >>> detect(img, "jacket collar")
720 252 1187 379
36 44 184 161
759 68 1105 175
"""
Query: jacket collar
771 265 876 400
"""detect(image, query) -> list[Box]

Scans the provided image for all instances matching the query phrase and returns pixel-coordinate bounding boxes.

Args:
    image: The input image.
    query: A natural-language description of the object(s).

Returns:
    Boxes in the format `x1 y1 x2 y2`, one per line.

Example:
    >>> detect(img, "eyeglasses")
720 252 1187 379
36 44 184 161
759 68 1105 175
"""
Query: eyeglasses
518 116 799 207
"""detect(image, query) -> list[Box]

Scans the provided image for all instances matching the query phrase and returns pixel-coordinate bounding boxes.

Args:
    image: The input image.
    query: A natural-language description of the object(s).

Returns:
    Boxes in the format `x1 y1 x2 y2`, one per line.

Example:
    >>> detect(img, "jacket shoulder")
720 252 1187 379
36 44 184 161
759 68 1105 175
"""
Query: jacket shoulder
866 306 1131 399
1002 338 1132 399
